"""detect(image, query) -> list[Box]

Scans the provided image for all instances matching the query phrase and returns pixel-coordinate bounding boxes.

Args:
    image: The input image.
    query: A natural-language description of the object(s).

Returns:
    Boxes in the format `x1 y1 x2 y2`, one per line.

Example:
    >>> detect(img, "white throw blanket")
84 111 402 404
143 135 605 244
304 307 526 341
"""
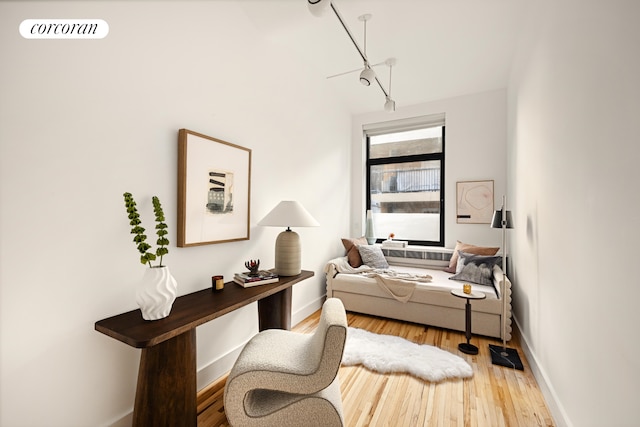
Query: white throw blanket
361 270 432 302
325 257 432 303
324 256 373 274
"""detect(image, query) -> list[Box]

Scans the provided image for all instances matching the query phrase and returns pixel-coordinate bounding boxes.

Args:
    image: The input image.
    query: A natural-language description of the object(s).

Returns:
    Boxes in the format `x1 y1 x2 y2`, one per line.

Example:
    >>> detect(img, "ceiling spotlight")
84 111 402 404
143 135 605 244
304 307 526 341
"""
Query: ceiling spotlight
384 96 396 112
308 0 331 17
359 66 375 86
384 58 396 112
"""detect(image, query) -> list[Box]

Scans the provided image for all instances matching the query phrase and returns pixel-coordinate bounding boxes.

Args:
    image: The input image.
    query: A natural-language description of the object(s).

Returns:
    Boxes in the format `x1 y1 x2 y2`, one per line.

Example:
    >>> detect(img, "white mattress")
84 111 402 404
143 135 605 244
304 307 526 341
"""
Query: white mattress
329 262 499 300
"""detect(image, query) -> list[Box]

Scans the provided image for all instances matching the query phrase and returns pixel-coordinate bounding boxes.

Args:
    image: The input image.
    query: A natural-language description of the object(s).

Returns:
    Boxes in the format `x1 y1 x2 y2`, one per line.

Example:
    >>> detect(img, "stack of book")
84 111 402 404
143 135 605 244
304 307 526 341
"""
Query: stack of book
234 270 279 287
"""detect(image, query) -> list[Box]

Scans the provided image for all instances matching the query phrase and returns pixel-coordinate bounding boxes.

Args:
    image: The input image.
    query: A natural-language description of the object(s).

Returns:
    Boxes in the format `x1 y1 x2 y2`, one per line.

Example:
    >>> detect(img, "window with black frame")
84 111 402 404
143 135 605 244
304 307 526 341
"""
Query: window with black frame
365 116 445 246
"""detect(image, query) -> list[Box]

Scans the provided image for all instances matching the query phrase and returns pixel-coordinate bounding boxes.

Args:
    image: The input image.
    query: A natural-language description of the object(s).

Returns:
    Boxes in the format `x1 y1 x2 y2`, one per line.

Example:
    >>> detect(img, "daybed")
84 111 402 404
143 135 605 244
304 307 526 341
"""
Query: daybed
324 241 512 340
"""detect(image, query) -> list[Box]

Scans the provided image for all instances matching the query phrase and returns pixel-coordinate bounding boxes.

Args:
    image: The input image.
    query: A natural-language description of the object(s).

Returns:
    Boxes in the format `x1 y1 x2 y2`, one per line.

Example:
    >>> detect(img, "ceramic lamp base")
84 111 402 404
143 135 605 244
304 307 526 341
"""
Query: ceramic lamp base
274 229 301 276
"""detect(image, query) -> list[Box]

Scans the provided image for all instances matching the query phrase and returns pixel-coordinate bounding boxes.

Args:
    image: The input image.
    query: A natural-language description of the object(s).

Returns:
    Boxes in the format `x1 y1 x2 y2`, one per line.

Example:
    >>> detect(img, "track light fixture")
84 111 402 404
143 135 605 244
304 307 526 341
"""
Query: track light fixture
384 97 396 112
359 66 375 86
307 0 396 112
384 58 396 112
307 0 330 17
357 14 375 87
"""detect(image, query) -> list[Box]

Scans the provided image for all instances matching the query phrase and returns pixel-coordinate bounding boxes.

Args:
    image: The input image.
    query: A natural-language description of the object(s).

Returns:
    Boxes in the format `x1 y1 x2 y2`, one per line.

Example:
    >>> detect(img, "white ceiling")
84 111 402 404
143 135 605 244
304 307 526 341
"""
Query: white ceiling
238 0 528 115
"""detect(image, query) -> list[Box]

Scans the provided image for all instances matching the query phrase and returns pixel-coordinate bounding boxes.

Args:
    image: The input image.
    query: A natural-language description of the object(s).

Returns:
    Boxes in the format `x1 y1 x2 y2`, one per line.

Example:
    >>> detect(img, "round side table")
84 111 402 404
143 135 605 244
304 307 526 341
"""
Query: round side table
451 288 486 355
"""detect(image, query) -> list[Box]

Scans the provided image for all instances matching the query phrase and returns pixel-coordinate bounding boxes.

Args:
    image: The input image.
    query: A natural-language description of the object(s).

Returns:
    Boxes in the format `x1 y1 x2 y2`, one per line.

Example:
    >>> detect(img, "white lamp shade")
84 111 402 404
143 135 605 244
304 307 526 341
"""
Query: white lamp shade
308 0 331 17
258 201 319 228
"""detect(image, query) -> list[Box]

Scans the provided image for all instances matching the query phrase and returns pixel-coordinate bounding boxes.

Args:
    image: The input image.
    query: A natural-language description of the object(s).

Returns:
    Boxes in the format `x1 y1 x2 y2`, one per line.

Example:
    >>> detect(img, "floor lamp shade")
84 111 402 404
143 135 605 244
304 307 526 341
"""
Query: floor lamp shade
258 201 319 276
490 209 514 229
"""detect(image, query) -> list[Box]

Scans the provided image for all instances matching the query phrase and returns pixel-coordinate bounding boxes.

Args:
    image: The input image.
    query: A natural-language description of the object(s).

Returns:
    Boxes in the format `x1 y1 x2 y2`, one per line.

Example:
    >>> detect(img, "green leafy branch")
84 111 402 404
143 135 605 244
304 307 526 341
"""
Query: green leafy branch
123 192 169 267
152 196 169 267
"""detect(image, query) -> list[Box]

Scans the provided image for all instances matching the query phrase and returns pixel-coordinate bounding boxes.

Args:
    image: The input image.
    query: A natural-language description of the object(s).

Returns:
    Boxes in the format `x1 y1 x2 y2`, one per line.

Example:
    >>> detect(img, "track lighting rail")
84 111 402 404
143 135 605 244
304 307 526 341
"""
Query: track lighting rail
308 0 394 110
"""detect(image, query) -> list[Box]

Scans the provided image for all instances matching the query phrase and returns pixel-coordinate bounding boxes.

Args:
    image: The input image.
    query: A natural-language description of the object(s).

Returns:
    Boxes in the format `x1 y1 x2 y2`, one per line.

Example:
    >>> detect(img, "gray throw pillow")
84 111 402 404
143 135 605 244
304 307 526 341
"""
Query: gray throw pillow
449 251 501 286
358 245 389 269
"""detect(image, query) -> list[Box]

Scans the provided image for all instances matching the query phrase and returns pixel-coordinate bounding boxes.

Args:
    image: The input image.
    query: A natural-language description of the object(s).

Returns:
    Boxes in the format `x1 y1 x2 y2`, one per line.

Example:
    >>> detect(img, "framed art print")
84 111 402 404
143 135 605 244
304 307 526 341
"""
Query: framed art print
456 180 494 224
177 129 251 246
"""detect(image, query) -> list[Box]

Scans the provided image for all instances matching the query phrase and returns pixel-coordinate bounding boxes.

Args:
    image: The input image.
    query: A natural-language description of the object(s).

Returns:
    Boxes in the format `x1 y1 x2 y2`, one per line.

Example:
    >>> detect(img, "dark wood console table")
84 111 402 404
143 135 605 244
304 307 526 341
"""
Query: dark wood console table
95 270 314 427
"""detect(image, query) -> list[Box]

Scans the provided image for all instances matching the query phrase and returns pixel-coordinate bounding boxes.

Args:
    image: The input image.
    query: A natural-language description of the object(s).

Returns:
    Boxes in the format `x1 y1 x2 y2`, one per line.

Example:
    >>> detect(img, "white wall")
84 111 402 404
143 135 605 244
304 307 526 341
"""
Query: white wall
0 2 351 426
508 1 640 426
352 89 509 249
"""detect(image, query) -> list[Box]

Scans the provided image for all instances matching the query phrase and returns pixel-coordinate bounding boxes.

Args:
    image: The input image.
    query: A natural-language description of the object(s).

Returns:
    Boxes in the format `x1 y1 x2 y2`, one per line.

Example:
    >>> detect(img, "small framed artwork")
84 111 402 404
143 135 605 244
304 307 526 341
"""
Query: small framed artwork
178 129 251 246
456 180 494 224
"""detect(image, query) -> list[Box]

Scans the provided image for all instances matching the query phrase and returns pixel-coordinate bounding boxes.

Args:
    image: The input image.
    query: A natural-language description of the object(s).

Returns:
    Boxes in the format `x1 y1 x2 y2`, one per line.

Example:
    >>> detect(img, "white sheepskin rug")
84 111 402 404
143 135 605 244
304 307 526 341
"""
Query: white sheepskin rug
342 327 473 382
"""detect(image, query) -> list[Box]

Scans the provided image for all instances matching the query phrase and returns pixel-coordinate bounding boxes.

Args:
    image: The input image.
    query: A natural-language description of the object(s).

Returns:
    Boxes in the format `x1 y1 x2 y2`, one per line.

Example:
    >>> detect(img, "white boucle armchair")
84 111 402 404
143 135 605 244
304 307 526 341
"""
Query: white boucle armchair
223 298 348 427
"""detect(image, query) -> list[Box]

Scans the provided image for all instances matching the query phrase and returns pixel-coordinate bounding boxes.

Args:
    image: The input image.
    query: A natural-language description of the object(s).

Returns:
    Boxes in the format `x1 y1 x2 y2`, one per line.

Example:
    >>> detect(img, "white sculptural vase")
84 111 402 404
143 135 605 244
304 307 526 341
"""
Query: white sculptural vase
136 266 178 320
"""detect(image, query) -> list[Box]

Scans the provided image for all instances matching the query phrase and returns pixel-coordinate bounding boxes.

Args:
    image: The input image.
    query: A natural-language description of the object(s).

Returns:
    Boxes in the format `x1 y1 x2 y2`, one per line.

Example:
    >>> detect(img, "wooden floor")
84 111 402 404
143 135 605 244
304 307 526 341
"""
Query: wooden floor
196 310 555 427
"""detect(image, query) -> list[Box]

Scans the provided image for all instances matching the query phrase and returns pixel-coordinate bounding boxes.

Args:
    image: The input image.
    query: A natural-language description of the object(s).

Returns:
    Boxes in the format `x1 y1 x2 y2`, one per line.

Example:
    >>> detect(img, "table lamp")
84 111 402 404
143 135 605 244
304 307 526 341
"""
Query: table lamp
258 201 319 276
489 195 523 370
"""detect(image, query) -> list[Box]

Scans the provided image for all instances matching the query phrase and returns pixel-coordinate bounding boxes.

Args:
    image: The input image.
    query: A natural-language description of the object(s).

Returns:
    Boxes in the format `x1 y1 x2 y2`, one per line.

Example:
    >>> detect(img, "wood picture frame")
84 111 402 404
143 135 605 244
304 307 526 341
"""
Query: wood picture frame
456 180 494 224
177 129 251 247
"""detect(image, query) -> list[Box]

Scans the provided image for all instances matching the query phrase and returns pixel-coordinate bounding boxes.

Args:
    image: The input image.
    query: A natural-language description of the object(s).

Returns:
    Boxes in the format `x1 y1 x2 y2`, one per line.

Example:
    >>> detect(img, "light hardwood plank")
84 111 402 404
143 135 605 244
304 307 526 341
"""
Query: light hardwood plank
197 310 555 426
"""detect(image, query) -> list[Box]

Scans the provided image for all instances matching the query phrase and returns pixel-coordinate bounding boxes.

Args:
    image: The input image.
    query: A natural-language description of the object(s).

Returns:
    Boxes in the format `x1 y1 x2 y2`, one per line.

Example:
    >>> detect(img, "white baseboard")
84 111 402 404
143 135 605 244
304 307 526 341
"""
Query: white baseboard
104 411 132 427
196 342 246 391
292 294 326 326
513 315 572 427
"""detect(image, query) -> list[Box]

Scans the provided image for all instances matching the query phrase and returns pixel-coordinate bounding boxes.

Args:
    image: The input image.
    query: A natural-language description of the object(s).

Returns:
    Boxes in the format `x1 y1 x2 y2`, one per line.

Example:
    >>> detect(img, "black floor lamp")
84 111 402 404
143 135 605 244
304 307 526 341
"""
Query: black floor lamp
489 195 524 370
